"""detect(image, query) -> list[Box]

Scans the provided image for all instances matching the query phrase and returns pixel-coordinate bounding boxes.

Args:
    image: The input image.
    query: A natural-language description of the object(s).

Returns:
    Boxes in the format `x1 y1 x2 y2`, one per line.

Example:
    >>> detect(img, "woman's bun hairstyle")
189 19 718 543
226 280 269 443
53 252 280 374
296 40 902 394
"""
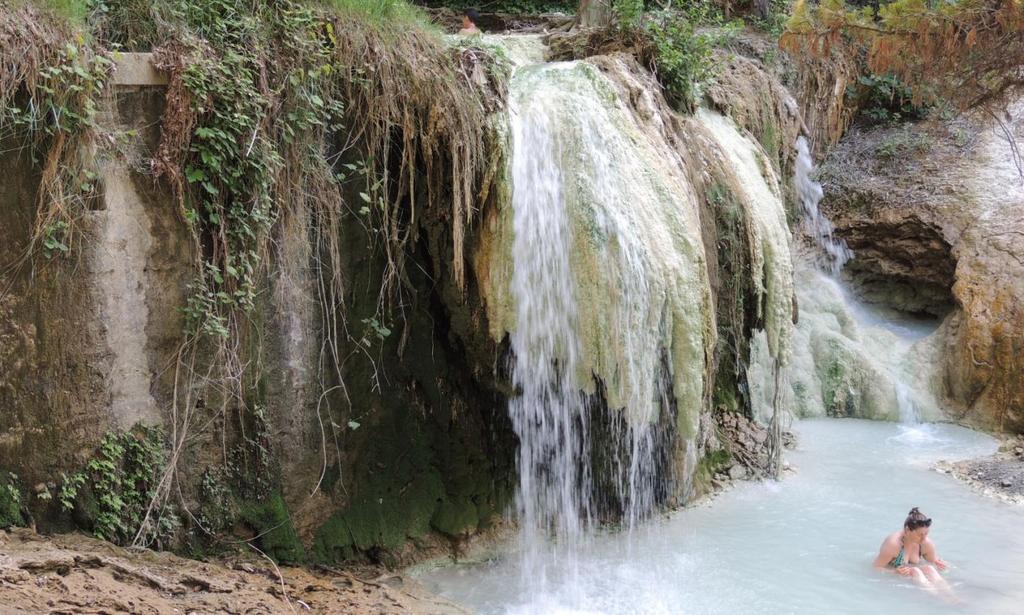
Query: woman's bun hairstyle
904 507 932 530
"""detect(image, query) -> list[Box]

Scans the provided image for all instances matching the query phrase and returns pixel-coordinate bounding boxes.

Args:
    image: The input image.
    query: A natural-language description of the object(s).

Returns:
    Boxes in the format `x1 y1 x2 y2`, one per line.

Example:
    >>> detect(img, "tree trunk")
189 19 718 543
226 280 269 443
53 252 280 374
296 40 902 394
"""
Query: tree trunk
577 0 615 29
754 0 771 20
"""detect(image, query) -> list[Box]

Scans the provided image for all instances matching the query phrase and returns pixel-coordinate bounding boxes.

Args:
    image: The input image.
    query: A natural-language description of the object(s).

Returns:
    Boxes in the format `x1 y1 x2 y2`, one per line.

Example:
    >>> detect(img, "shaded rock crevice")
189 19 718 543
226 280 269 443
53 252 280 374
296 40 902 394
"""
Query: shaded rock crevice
832 210 956 317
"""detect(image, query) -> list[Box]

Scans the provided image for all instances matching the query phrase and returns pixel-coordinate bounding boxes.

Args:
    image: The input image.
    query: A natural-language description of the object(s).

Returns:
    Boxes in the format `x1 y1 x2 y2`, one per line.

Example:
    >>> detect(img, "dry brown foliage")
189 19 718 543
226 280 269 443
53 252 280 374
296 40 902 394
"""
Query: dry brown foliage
327 16 492 300
0 3 110 259
781 0 1024 114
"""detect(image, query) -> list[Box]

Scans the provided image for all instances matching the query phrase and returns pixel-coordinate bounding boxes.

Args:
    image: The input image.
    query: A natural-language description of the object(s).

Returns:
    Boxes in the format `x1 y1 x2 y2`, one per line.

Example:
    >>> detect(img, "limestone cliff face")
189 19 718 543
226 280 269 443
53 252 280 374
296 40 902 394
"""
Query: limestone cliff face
819 112 1024 432
0 87 190 519
0 65 515 563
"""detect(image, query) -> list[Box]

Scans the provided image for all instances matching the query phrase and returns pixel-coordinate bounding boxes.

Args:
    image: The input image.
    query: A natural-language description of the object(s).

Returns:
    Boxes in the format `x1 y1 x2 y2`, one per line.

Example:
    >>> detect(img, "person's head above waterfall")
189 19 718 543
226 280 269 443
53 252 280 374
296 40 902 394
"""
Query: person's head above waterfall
872 506 956 603
460 8 481 35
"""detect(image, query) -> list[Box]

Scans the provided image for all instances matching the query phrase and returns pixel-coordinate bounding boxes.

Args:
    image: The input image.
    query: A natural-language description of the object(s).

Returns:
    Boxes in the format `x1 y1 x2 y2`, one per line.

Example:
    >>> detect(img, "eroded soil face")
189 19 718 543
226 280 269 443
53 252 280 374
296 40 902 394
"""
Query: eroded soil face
0 529 466 614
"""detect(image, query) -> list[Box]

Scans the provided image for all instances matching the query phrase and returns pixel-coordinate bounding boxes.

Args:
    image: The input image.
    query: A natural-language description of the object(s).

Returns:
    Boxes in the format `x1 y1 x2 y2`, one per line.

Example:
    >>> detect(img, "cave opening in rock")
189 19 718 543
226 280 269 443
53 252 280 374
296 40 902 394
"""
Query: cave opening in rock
836 216 957 321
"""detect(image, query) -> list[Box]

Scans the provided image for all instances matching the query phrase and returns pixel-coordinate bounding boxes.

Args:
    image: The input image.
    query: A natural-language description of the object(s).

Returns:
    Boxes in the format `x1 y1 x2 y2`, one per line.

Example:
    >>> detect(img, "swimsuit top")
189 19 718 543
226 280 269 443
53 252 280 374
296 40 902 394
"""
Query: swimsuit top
889 539 923 568
889 544 906 568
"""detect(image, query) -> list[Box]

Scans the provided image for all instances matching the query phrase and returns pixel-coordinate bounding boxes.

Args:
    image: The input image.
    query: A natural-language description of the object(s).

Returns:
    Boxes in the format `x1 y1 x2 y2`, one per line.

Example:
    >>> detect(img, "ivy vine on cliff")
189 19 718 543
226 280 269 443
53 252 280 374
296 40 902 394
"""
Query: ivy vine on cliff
126 0 497 550
1 0 501 551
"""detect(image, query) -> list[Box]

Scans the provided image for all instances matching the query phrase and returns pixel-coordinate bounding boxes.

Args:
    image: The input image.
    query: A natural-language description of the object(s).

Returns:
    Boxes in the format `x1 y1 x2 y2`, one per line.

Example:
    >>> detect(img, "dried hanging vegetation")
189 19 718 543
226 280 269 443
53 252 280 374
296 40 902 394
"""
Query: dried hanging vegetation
137 0 498 545
326 5 490 298
0 2 111 263
2 0 500 548
151 1 493 341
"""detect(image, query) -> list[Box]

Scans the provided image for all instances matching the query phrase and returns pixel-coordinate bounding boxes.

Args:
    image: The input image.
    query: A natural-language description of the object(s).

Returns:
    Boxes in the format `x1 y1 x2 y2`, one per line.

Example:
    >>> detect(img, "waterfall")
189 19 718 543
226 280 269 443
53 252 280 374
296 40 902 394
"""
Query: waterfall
768 138 944 427
506 63 592 570
476 30 804 581
794 136 852 275
480 41 718 584
696 109 795 362
895 382 922 425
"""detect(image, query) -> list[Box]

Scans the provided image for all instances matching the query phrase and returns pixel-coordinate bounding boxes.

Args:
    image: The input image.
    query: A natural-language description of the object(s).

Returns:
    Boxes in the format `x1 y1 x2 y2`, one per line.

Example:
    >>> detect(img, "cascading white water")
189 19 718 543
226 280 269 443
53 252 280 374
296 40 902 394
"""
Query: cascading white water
415 35 1024 615
795 136 852 275
696 108 795 361
506 61 592 577
895 382 922 425
488 41 720 585
417 35 1024 615
773 138 944 429
485 36 802 566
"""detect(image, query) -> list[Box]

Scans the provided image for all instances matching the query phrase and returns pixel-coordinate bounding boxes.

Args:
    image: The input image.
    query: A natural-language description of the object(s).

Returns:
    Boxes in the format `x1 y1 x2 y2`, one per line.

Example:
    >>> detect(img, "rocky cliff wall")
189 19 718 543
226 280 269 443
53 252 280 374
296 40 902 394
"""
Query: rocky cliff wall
0 84 189 524
819 112 1024 432
0 57 516 565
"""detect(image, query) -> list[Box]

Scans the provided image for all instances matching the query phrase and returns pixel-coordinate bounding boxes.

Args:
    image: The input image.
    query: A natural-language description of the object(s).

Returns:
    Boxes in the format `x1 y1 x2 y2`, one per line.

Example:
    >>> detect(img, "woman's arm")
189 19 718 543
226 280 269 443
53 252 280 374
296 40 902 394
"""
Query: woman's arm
922 538 949 571
873 537 900 570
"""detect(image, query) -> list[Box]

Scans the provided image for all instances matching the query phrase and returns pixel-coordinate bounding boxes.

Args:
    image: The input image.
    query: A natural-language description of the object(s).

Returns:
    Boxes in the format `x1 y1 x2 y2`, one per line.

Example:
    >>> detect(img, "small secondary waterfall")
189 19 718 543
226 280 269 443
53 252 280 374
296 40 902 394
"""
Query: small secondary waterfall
795 136 852 275
768 136 944 426
895 382 922 425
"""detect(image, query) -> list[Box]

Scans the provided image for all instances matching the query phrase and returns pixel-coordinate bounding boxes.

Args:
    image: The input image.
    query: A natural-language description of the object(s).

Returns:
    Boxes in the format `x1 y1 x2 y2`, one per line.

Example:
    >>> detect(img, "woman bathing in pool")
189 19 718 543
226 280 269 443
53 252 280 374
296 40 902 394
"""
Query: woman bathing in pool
873 507 958 602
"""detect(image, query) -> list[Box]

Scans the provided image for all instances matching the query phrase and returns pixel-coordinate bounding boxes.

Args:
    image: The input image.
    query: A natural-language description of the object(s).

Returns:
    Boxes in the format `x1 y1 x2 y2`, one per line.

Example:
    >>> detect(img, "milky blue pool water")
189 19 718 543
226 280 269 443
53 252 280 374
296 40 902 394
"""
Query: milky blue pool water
416 419 1023 614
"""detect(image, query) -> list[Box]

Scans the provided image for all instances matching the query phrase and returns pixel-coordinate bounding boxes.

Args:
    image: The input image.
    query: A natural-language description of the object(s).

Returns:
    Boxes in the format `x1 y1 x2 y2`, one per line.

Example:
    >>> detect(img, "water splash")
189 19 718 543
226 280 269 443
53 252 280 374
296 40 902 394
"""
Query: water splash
895 382 921 425
891 382 947 444
776 140 946 428
794 136 852 275
419 421 1014 615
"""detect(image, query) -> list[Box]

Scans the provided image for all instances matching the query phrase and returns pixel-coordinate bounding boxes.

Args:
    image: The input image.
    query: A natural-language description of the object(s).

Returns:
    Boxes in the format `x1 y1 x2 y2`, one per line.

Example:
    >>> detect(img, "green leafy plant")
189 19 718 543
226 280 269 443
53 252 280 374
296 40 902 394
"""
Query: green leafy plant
361 317 392 344
0 11 112 258
875 127 933 160
58 425 177 546
643 13 714 112
0 473 24 528
747 0 789 37
418 0 576 14
41 220 71 257
852 73 929 125
613 0 644 24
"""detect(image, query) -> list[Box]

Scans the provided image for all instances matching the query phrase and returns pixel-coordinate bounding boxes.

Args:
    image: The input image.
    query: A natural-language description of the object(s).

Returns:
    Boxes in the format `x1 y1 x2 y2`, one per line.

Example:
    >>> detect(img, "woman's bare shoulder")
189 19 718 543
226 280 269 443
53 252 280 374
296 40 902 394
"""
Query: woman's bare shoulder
880 532 901 548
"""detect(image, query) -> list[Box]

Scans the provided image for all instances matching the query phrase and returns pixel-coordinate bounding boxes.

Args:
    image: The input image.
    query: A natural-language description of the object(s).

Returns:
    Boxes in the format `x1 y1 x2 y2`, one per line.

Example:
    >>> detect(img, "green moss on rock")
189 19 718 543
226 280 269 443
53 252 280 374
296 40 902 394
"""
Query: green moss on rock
693 448 732 494
430 496 479 537
313 467 445 563
241 492 306 564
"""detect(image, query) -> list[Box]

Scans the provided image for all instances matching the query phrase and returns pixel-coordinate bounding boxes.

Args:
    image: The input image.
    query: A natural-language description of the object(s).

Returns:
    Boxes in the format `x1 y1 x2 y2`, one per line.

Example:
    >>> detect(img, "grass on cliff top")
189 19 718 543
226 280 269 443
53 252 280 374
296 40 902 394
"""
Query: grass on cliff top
16 0 443 38
13 0 89 23
320 0 430 25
